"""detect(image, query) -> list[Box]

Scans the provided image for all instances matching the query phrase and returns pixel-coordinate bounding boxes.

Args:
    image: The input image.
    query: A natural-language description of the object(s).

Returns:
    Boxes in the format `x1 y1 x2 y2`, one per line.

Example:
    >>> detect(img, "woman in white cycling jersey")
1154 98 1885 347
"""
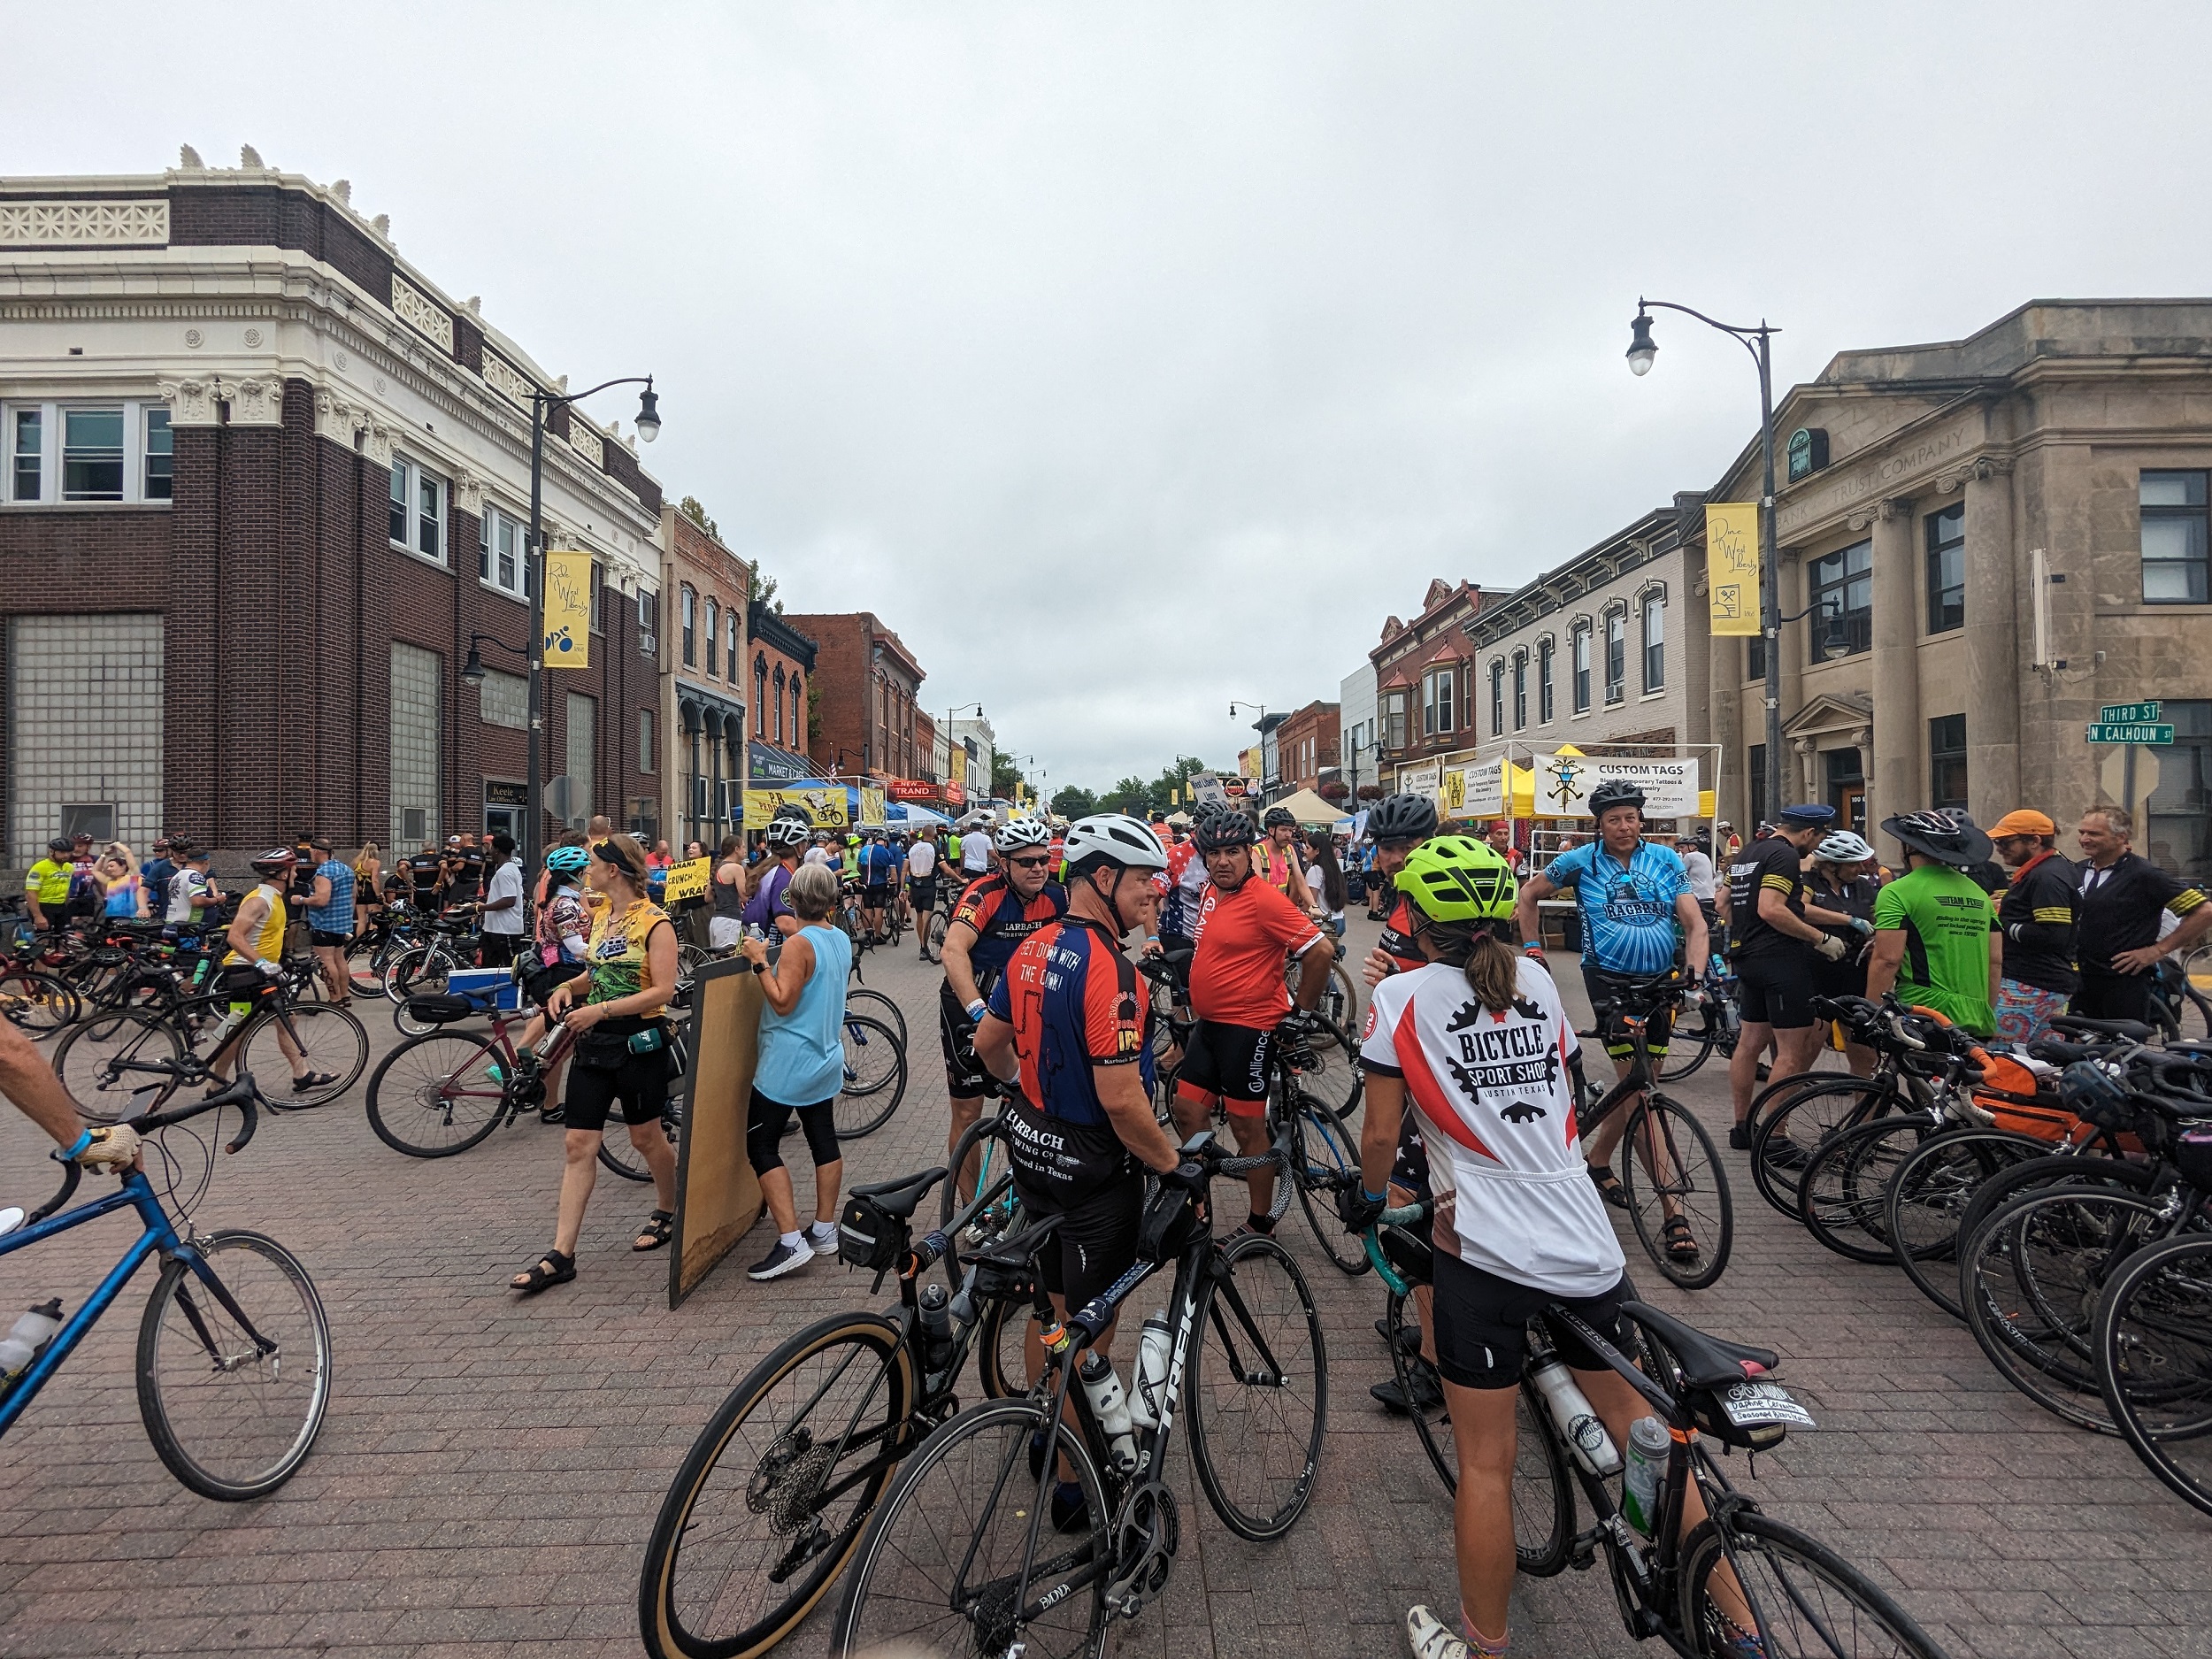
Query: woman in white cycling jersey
1345 836 1740 1659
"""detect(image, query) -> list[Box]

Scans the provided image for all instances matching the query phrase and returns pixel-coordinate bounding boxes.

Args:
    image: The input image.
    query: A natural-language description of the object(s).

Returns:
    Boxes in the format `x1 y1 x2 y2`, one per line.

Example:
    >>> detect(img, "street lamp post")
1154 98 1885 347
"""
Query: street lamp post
1625 300 1784 824
1228 699 1268 810
524 376 659 883
943 701 984 813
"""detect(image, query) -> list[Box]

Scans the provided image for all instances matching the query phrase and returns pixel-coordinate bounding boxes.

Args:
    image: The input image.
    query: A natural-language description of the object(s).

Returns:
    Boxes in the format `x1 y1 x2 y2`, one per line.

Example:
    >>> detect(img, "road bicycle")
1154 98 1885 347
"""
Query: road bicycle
1360 1198 1948 1658
0 962 81 1039
1578 973 1732 1290
53 969 368 1122
1653 964 1741 1082
377 907 483 1002
830 1134 1326 1659
2093 1228 2212 1518
0 1069 332 1500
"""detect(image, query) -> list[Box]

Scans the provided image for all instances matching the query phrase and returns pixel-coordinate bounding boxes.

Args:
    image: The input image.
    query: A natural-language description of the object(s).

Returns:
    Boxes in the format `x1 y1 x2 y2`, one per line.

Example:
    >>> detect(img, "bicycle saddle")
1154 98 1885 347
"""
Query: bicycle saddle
2051 1016 2157 1041
1619 1302 1777 1389
847 1166 945 1220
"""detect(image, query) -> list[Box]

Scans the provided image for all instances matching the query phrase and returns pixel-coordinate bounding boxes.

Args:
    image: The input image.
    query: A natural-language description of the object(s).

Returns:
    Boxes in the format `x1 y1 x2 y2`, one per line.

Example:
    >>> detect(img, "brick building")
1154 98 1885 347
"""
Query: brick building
746 600 817 783
1373 579 1499 787
1272 699 1340 795
0 155 664 866
662 505 749 848
783 611 926 783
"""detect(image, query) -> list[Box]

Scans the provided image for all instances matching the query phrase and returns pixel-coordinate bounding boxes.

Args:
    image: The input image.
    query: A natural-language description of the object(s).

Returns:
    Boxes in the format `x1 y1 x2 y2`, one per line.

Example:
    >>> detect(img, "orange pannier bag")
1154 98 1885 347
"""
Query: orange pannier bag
1899 1003 2100 1146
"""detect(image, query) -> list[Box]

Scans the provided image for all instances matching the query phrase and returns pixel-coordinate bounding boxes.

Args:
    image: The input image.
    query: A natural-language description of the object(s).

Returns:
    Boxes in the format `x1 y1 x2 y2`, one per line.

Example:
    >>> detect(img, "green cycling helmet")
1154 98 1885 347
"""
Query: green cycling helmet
1394 834 1517 924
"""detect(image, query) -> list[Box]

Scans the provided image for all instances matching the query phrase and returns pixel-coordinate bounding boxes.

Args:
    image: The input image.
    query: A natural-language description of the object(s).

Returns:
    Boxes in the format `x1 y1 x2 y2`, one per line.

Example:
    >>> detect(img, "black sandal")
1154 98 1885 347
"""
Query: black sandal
634 1210 674 1252
1586 1163 1628 1210
1661 1214 1701 1263
511 1248 575 1294
292 1071 339 1094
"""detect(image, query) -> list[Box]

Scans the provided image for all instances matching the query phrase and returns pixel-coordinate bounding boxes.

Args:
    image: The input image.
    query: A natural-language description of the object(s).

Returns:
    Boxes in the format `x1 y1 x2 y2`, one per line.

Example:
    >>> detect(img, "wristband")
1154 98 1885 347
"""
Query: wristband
965 999 987 1022
61 1128 93 1160
1362 1187 1386 1204
1524 943 1545 957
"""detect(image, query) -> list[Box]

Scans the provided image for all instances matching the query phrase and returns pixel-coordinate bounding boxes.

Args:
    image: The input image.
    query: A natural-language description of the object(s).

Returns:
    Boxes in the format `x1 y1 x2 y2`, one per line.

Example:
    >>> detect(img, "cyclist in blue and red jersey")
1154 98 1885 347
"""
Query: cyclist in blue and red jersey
941 817 1068 1192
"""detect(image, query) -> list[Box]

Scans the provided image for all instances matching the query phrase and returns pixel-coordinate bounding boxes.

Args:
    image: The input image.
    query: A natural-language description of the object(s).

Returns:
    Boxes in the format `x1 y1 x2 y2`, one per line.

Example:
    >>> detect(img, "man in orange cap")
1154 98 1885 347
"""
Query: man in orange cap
1990 809 2077 1043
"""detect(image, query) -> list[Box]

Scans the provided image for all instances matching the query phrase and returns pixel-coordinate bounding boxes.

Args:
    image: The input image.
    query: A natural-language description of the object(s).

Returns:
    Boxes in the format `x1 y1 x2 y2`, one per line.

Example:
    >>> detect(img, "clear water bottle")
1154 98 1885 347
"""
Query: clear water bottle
1621 1416 1670 1535
918 1283 955 1377
1077 1351 1140 1473
1528 1353 1620 1476
0 1299 65 1380
1128 1311 1172 1428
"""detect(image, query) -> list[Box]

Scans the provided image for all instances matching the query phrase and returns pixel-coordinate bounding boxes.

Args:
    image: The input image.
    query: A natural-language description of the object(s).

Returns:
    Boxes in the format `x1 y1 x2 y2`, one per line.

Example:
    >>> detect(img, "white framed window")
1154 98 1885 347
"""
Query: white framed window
3 400 174 506
1641 593 1666 691
703 599 719 677
478 503 530 600
637 588 659 656
1425 665 1456 736
389 453 446 564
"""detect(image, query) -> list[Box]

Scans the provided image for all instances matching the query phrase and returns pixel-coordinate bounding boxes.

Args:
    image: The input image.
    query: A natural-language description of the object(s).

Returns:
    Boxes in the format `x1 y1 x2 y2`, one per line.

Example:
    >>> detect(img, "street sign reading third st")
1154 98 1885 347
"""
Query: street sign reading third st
2099 702 2161 725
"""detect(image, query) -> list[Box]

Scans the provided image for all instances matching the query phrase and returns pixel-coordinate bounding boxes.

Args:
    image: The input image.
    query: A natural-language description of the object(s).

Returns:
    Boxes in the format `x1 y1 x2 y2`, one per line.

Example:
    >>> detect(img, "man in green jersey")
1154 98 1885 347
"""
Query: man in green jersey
1867 810 2001 1034
23 836 75 931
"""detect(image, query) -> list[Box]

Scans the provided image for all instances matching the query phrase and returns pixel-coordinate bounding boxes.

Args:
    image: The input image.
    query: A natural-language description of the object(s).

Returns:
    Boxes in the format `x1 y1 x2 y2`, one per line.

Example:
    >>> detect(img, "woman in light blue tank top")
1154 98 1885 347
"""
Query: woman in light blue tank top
737 863 853 1280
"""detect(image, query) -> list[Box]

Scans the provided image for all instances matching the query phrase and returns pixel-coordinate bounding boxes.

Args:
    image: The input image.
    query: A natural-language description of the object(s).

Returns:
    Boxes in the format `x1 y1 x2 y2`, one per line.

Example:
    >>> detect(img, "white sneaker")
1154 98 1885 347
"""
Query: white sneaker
1406 1605 1472 1659
806 1223 839 1255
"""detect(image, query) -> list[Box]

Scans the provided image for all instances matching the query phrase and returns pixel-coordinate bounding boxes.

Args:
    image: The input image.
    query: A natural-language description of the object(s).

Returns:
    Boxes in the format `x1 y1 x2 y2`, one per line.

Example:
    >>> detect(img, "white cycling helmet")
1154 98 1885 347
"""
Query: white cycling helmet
764 815 812 851
1815 830 1876 864
1060 813 1169 873
996 817 1054 851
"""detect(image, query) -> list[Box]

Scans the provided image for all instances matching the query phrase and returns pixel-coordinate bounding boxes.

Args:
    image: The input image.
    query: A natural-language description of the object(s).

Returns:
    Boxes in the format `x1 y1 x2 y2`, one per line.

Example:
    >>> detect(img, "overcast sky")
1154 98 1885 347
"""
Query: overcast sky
19 4 2212 791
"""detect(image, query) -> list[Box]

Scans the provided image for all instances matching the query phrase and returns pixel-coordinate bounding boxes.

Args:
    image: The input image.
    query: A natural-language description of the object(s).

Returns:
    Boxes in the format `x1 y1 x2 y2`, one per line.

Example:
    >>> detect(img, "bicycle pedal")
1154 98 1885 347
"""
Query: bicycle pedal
1567 1528 1602 1571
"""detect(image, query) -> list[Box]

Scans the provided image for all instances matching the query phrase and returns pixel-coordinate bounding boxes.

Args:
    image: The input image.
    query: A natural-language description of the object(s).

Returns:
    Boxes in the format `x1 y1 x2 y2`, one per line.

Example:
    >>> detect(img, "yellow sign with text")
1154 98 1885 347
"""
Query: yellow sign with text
662 856 712 905
743 788 849 830
1704 503 1762 638
542 549 593 667
858 787 886 828
1439 767 1467 813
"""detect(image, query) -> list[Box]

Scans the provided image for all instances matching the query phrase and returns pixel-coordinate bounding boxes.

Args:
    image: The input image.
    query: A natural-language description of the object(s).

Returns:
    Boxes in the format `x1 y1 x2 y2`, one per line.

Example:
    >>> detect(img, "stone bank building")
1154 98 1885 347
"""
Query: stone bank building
0 154 666 867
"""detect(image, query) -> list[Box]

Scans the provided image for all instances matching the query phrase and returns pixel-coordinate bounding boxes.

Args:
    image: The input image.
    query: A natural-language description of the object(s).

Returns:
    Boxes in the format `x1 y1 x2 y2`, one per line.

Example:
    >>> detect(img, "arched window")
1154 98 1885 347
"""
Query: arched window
703 599 718 676
680 587 696 665
754 654 768 729
773 665 785 744
789 673 803 747
1512 650 1528 730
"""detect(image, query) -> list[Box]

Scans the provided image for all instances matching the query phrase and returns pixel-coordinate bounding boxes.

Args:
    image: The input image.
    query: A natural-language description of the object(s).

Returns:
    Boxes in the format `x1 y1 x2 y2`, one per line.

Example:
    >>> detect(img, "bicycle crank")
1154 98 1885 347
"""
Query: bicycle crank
1104 1480 1179 1618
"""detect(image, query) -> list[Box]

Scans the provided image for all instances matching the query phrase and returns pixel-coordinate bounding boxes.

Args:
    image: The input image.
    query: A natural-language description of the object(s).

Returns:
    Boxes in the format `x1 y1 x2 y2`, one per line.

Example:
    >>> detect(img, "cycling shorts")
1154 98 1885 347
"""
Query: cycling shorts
1734 949 1818 1031
939 978 995 1097
1005 1102 1142 1310
1579 965 1673 1058
862 883 891 908
563 1048 671 1133
1174 1018 1277 1118
1431 1253 1638 1390
523 962 578 1011
308 929 349 949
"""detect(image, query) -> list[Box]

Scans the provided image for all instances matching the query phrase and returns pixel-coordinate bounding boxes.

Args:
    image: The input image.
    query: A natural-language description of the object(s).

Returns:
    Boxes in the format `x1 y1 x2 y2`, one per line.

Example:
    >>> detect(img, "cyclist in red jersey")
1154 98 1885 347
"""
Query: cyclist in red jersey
1175 810 1335 1232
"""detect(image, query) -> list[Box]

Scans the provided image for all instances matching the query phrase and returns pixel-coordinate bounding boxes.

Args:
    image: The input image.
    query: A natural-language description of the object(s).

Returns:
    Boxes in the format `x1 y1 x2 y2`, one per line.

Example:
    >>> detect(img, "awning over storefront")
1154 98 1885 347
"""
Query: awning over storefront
749 741 813 783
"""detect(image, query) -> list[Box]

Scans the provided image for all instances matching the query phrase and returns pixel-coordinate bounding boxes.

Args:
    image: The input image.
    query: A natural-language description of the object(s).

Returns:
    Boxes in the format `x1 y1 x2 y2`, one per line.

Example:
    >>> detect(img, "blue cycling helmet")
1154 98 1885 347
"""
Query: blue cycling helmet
544 844 592 879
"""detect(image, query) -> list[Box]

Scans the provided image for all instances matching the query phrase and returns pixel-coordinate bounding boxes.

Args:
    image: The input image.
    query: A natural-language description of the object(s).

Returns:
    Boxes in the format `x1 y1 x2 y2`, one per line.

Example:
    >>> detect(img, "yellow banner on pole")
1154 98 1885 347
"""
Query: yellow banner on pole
1704 503 1762 638
743 787 849 830
858 787 886 828
542 549 593 666
662 856 712 905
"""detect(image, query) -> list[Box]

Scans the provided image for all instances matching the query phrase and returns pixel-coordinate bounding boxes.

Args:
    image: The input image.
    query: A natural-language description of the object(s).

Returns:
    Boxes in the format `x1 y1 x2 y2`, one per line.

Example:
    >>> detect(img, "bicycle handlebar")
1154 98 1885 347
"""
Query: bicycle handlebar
27 1070 264 1225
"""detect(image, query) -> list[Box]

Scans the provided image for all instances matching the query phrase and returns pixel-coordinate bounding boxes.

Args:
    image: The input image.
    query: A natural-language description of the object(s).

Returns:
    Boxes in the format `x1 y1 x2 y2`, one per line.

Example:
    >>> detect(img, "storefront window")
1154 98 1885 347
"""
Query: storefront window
2147 699 2212 880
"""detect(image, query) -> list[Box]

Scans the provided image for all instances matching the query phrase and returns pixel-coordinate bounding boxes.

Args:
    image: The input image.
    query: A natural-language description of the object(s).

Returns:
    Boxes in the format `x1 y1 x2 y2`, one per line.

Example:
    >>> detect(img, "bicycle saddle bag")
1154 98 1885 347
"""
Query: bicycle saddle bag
403 993 483 1025
836 1193 908 1271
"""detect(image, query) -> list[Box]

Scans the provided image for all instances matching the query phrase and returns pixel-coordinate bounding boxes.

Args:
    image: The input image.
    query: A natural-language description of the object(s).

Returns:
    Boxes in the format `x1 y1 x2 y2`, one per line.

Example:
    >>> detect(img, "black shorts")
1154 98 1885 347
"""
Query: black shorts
478 933 521 967
1006 1105 1142 1310
522 963 577 1010
1580 965 1674 1058
940 979 995 1097
563 1048 671 1133
308 929 349 949
1814 954 1868 1007
1174 1018 1276 1118
863 883 891 908
1431 1253 1638 1390
909 877 936 910
1734 949 1818 1030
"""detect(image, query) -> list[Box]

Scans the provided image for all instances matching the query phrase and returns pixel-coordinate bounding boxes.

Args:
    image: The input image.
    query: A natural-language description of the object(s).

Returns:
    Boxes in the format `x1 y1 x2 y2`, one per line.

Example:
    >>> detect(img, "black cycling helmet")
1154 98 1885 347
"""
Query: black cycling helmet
1192 811 1258 854
46 835 73 854
1365 793 1438 843
1880 808 1992 869
1586 780 1646 819
1263 806 1296 830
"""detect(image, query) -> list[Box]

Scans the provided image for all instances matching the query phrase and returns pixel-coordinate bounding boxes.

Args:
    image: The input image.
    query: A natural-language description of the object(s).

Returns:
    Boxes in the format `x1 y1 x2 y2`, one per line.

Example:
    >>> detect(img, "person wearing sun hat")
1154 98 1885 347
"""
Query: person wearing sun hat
1988 809 2078 1044
1865 809 2001 1035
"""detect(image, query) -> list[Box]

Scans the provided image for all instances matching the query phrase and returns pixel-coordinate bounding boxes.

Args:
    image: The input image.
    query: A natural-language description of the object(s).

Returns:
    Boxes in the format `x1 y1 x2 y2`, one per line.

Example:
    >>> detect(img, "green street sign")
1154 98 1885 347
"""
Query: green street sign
2085 722 2174 745
2099 702 2161 724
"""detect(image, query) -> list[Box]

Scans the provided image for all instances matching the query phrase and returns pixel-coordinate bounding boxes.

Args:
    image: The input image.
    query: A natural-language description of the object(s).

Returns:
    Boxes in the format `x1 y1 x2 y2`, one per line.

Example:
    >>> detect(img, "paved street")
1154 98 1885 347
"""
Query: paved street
3 914 2208 1659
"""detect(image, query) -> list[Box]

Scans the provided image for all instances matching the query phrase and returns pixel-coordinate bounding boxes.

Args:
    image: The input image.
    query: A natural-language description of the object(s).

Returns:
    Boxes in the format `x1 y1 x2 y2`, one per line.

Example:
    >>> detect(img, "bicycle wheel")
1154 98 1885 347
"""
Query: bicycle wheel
977 1294 1041 1401
1884 1128 2048 1319
1680 1507 1947 1659
1795 1115 1932 1263
53 1009 185 1121
1187 1231 1327 1540
1617 1094 1732 1291
380 941 454 1002
1960 1185 2174 1432
601 1100 682 1183
242 1003 367 1110
344 933 388 997
1289 1101 1370 1276
1748 1077 1895 1220
1474 1357 1576 1578
831 1396 1109 1659
834 1015 906 1141
1952 1150 2154 1256
642 1312 915 1659
0 966 80 1038
844 986 908 1049
365 1030 513 1156
136 1228 332 1501
1292 1018 1364 1122
2095 1233 2212 1519
1654 1001 1721 1082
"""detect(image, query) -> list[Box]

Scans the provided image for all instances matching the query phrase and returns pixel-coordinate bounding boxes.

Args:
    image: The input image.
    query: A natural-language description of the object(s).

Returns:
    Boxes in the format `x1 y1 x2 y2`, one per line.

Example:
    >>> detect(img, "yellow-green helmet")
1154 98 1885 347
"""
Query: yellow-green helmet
1394 834 1516 924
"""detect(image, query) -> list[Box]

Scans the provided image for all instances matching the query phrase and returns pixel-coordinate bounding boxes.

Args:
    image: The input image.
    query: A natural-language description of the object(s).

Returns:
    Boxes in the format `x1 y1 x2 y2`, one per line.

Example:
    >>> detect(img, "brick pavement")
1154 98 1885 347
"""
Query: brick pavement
2 916 2207 1659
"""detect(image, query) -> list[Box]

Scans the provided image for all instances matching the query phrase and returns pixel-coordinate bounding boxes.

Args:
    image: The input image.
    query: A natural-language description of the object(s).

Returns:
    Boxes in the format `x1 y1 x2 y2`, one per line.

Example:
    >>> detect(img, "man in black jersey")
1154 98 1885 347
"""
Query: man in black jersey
1725 803 1849 1148
2072 805 2211 1024
1990 809 2078 1044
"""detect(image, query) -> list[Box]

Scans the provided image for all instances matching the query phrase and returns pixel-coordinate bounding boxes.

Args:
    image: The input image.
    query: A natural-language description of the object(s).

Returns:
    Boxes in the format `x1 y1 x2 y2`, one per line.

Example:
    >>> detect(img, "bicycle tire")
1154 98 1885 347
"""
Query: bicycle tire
365 1029 514 1156
2094 1232 2212 1520
136 1228 332 1501
1679 1507 1947 1659
243 1002 367 1110
1960 1185 2174 1432
1293 1017 1365 1123
1652 1008 1718 1081
601 1101 682 1183
1885 1128 2048 1319
1951 1151 2154 1261
834 1015 907 1141
642 1312 914 1659
53 1008 185 1121
1747 1076 1896 1220
1289 1101 1369 1276
843 986 908 1049
924 910 948 964
1187 1231 1328 1540
1795 1114 1934 1263
977 1294 1040 1402
0 966 80 1038
830 1395 1109 1659
1617 1094 1732 1290
380 941 457 1003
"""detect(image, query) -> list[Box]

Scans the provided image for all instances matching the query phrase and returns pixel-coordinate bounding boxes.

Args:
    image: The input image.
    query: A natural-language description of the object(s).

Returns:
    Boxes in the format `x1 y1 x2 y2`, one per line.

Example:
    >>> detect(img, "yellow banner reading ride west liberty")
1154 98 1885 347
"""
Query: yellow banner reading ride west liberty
543 549 593 667
1704 503 1762 638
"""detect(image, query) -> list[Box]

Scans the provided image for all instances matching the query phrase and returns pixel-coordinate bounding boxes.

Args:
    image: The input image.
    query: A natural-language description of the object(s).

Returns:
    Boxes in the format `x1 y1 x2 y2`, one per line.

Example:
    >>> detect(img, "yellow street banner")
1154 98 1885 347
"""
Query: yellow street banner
663 856 711 905
1704 503 1762 637
543 548 593 666
1439 767 1467 813
743 787 849 830
858 787 886 827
